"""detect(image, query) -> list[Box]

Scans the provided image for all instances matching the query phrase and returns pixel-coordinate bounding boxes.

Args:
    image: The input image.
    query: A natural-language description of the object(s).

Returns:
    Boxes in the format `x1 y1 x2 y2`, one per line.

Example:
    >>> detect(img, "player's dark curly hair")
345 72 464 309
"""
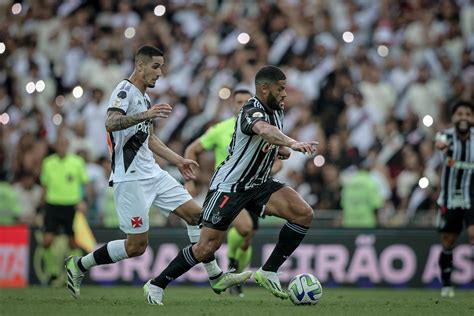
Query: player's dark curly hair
255 65 286 86
450 100 474 116
135 45 164 63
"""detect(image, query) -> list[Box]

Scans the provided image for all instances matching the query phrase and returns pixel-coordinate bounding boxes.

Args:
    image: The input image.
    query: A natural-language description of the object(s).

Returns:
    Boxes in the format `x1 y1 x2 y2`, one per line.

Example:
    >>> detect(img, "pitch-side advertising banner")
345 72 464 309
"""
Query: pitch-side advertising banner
0 225 29 288
28 228 472 288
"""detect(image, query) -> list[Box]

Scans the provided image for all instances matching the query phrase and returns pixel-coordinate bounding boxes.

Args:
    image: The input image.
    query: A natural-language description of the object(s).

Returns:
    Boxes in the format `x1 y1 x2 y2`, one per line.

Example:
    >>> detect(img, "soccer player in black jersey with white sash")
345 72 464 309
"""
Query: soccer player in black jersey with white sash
146 65 318 304
435 100 474 298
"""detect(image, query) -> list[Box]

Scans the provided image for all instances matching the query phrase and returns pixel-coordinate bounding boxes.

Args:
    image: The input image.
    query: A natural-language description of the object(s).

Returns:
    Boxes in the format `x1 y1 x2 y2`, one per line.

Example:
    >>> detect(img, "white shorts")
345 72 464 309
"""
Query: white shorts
113 172 192 234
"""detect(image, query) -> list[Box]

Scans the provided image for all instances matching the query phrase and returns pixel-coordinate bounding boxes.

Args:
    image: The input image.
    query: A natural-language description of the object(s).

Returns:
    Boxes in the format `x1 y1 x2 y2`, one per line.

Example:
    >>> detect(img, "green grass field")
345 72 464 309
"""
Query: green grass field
1 286 473 316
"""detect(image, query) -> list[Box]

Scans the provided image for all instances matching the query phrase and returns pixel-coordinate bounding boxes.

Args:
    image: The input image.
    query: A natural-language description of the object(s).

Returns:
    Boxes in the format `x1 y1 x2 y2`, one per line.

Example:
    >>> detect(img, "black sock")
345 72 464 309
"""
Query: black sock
78 243 114 273
77 259 87 273
439 248 453 286
228 258 239 271
262 222 308 272
151 245 199 289
93 243 114 265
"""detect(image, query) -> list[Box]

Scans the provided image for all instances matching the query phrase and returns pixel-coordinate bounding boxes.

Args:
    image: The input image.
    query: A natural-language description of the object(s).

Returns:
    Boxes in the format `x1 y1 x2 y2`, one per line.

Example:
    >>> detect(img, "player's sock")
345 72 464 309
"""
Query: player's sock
151 245 198 289
203 255 222 279
236 246 252 273
262 222 308 272
43 247 59 277
228 257 239 271
438 248 453 286
227 227 244 269
78 239 128 272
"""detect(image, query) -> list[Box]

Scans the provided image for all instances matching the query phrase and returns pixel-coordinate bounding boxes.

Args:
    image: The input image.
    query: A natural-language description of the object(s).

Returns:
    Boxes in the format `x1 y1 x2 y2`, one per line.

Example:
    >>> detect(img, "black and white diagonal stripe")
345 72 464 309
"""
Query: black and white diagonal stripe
210 97 284 192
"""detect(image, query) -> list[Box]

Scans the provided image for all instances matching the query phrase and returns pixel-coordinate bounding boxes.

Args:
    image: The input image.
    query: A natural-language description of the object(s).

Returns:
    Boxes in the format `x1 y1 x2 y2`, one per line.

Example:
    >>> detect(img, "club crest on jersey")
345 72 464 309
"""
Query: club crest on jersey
211 212 222 224
262 143 277 153
112 98 121 107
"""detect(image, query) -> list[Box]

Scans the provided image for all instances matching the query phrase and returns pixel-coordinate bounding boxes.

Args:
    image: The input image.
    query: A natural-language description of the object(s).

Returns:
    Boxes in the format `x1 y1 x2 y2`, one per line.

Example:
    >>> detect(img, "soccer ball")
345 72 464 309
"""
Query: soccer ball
288 273 323 305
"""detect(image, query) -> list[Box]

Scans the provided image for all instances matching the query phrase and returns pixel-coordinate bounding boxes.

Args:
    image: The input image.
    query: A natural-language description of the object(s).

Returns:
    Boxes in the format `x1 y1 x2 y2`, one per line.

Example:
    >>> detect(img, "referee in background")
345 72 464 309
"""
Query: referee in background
435 100 474 298
40 135 89 284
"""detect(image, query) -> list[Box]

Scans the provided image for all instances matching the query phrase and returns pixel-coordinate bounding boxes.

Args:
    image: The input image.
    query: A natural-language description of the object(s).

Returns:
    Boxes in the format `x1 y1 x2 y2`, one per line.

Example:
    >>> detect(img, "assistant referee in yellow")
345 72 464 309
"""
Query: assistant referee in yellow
40 135 89 283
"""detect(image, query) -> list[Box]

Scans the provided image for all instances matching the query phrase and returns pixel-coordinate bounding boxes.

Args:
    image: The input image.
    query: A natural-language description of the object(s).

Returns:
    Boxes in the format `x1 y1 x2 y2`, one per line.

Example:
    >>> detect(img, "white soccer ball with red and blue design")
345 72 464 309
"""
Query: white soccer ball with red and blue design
288 273 323 305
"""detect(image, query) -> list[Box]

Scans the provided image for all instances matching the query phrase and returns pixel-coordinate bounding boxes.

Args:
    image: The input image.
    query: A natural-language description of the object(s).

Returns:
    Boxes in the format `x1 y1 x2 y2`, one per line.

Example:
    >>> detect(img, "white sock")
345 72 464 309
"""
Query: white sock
186 224 201 243
203 259 222 279
107 239 129 262
80 252 97 270
80 240 128 270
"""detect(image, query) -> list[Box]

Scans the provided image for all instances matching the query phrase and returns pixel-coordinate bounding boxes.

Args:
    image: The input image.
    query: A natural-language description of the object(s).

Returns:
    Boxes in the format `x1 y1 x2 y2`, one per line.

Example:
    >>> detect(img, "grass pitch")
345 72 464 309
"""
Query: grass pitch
1 286 473 316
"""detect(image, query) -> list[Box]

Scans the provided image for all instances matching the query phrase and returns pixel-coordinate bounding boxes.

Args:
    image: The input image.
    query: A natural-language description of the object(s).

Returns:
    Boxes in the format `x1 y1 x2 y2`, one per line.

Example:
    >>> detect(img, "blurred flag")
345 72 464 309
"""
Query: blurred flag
73 212 96 253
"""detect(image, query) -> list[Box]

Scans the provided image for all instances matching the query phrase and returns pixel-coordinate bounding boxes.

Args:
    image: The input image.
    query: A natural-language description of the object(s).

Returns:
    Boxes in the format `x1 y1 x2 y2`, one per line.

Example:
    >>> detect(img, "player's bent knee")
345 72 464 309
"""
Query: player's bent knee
126 241 148 257
236 226 252 237
296 206 314 226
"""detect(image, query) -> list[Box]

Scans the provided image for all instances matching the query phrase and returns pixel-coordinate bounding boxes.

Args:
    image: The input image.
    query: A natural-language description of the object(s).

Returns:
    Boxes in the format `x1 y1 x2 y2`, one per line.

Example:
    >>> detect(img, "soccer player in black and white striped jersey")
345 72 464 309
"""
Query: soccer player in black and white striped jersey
435 100 474 298
147 65 318 304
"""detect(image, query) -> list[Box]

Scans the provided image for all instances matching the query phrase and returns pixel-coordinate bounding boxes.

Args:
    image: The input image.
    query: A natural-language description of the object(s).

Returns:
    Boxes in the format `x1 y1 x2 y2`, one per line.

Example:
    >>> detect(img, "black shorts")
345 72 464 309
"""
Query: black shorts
247 210 259 230
437 205 474 233
44 203 76 236
200 178 285 231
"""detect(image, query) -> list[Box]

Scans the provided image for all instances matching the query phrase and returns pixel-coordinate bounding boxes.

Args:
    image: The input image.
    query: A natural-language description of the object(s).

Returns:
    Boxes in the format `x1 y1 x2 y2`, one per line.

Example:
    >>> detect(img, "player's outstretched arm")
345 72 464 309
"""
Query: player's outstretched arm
149 134 199 181
105 104 172 132
252 121 318 154
184 138 205 165
183 139 206 195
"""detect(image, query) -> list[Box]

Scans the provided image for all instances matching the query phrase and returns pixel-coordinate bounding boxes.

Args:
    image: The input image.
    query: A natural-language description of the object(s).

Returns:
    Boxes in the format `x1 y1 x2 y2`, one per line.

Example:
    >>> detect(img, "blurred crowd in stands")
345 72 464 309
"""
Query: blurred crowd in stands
0 0 473 228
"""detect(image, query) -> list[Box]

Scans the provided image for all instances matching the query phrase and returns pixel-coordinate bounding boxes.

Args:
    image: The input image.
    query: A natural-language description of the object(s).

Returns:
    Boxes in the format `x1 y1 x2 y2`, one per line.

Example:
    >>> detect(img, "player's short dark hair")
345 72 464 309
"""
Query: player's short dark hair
450 100 474 116
255 65 286 86
135 45 164 64
233 89 252 96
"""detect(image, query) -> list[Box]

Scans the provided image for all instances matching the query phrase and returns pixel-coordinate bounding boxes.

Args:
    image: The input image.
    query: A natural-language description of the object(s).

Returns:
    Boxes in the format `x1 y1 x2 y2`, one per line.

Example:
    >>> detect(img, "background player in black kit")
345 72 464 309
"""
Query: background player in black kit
435 100 474 298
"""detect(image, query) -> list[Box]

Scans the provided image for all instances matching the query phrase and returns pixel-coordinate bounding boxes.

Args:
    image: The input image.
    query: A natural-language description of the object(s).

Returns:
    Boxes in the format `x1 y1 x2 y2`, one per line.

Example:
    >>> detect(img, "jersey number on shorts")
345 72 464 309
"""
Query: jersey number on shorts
219 195 230 208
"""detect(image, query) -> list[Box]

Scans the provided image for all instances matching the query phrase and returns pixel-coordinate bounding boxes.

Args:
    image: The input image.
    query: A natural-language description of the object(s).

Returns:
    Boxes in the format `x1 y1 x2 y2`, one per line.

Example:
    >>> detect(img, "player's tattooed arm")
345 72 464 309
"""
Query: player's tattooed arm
105 111 149 132
252 120 297 147
105 104 172 132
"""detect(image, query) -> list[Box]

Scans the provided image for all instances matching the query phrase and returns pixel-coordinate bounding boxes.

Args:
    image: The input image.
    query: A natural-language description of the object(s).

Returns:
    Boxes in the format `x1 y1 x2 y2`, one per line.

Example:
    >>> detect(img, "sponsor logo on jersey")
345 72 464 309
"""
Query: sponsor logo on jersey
252 111 264 118
446 157 474 169
262 143 277 153
136 121 151 134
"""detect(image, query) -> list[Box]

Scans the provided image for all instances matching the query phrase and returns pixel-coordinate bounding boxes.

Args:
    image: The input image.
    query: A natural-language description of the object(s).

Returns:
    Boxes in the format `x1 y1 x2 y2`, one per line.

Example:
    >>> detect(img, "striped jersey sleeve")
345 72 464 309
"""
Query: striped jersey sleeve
437 127 474 209
209 97 284 192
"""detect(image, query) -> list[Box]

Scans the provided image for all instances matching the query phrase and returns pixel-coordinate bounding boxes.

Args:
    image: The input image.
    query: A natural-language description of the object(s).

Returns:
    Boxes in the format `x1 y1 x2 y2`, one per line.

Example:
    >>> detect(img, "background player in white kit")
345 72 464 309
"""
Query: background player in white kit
64 45 250 303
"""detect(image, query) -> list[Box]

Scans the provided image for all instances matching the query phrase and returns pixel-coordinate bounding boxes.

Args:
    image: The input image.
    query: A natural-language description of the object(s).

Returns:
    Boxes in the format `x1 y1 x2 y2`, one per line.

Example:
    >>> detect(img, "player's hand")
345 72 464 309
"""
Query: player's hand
277 147 291 160
290 141 318 155
178 158 200 181
435 132 449 151
148 103 172 119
